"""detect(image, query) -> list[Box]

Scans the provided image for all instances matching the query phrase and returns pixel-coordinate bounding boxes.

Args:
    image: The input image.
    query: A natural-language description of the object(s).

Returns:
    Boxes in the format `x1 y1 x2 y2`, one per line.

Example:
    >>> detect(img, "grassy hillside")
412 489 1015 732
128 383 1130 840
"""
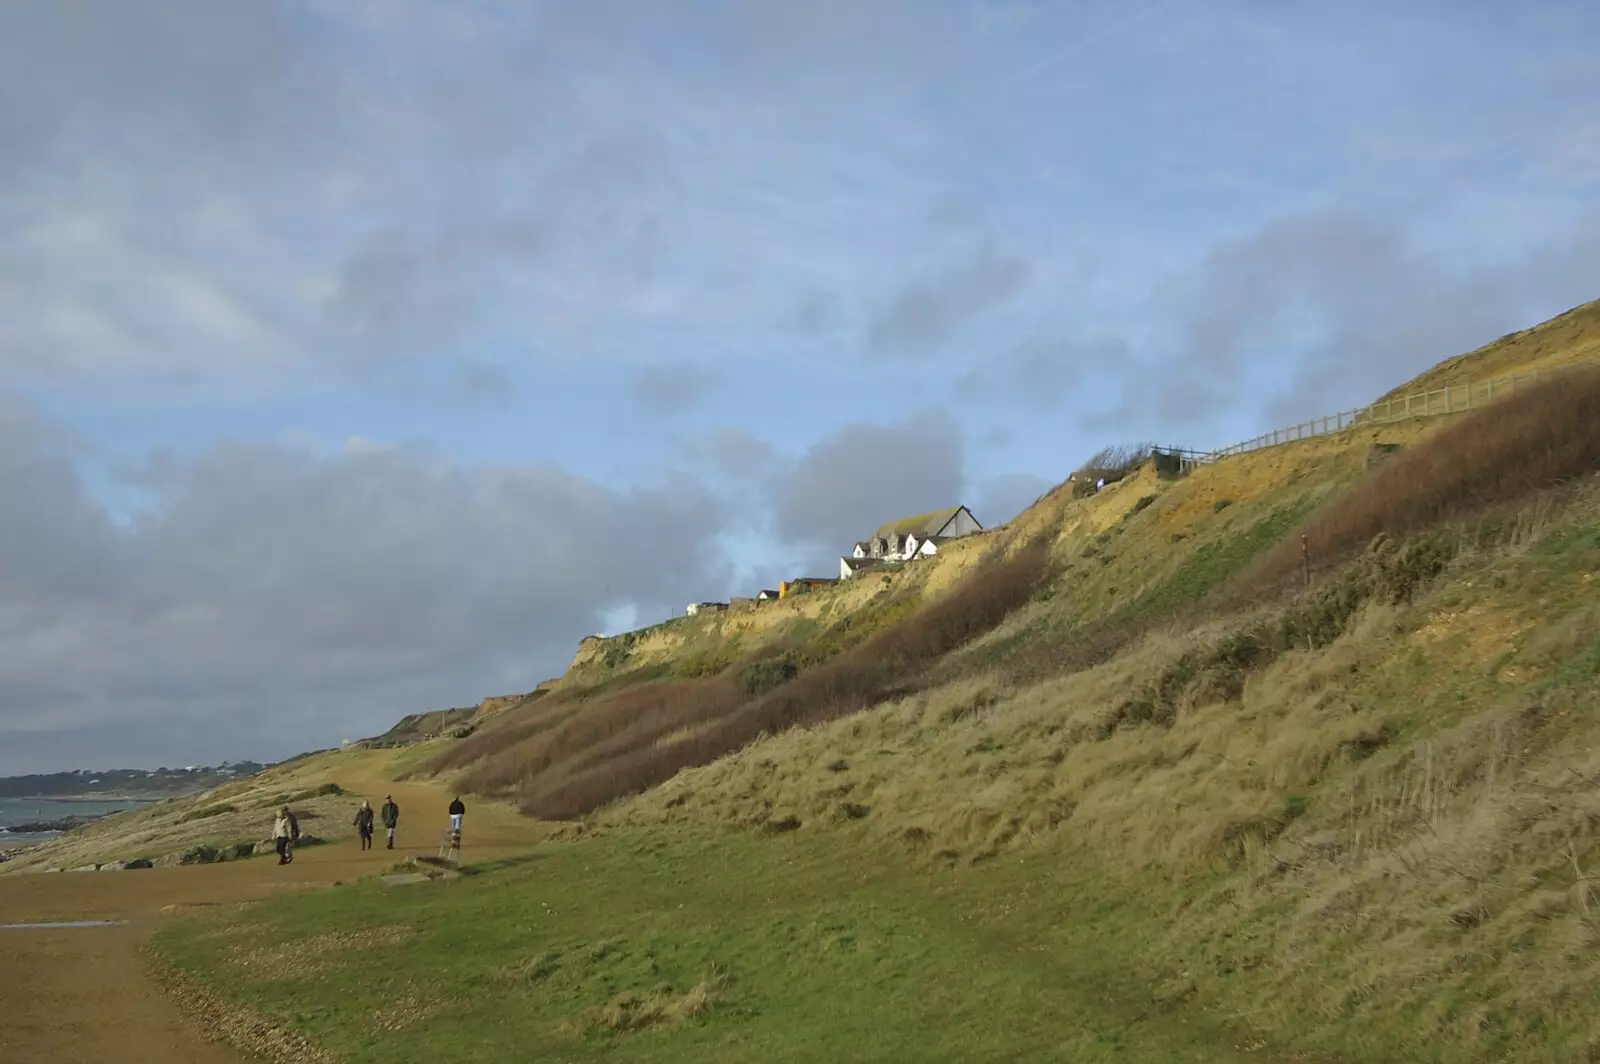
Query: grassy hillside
147 303 1600 1062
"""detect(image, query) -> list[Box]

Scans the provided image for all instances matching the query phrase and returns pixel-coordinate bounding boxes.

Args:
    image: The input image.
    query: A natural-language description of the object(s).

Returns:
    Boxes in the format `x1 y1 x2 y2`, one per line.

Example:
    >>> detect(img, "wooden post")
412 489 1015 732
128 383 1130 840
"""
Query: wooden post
1302 535 1311 589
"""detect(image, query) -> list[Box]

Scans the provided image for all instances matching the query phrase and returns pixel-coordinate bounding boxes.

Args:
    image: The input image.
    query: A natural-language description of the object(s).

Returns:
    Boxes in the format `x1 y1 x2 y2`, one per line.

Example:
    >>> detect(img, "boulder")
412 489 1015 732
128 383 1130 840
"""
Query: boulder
124 858 154 870
67 863 100 872
156 845 223 867
99 861 127 871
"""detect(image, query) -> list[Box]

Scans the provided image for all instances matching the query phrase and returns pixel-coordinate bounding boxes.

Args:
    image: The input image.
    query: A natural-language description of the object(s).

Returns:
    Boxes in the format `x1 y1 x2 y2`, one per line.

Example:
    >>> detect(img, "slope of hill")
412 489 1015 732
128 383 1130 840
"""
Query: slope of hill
124 300 1600 1061
1377 297 1600 400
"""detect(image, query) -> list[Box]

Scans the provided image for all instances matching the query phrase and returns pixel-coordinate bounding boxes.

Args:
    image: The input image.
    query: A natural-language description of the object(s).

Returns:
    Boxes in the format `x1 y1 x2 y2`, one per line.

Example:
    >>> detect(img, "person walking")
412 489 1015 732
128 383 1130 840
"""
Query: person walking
353 800 375 851
448 796 465 834
273 807 295 865
380 794 400 850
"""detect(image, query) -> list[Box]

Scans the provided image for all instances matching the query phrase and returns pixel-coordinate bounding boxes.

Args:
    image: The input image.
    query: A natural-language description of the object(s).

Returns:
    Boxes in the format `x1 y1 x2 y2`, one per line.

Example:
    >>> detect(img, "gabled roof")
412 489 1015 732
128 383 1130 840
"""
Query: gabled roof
871 505 975 541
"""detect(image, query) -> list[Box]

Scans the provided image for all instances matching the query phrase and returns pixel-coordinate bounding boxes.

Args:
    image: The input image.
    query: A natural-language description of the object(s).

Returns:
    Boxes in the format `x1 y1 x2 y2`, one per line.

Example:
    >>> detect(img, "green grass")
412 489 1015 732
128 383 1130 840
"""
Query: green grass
1133 493 1321 617
155 828 1265 1064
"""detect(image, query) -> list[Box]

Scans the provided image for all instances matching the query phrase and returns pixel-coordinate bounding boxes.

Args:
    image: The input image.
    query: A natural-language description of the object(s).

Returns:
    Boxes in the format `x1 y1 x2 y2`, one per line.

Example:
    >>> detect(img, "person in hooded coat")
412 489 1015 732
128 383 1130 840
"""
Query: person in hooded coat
353 800 375 851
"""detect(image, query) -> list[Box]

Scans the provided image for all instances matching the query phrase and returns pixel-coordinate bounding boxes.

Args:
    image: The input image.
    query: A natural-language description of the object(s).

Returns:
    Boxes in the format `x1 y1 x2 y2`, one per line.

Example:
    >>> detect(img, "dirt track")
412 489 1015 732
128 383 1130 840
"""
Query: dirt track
0 753 548 1063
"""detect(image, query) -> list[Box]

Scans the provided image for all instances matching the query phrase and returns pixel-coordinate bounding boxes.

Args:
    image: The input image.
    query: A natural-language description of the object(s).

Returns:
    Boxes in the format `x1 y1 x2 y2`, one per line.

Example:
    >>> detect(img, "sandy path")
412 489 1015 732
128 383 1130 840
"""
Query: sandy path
0 751 548 1063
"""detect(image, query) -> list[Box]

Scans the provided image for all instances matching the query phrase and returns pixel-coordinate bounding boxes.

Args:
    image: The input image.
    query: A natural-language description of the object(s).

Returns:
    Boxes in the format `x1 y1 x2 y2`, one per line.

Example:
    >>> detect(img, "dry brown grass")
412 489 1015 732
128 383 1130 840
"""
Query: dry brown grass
577 978 719 1033
1239 365 1600 597
520 534 1056 819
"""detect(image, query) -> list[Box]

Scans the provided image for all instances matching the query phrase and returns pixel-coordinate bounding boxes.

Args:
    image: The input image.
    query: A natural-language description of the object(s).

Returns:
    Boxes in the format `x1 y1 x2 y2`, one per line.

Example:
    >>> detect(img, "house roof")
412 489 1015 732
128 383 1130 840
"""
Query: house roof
842 555 884 571
871 505 974 542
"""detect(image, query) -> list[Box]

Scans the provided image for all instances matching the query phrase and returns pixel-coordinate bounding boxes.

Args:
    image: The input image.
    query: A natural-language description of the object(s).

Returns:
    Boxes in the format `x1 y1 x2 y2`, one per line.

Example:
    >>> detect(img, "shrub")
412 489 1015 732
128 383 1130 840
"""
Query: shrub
178 804 237 823
1072 442 1157 497
737 654 800 698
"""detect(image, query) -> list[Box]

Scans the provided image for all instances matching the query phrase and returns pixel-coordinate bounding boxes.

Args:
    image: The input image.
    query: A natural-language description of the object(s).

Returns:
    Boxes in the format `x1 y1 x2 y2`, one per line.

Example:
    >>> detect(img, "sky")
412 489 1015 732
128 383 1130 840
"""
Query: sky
2 0 1598 774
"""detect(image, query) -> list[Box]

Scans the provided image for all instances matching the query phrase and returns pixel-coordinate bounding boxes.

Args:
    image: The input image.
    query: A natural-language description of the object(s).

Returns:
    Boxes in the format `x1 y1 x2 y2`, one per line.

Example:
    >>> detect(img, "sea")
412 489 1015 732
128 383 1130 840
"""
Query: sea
0 796 155 845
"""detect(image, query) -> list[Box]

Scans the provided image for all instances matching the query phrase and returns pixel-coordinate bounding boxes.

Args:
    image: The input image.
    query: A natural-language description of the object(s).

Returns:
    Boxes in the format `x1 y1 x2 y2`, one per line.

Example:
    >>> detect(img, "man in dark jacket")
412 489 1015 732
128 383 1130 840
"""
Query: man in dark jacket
353 800 375 851
380 795 400 849
449 796 465 834
285 809 300 863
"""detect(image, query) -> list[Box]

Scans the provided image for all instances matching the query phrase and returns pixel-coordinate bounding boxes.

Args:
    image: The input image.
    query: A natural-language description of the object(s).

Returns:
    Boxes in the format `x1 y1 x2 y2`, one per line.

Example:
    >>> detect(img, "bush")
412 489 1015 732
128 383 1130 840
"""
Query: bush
737 654 800 697
1072 442 1157 496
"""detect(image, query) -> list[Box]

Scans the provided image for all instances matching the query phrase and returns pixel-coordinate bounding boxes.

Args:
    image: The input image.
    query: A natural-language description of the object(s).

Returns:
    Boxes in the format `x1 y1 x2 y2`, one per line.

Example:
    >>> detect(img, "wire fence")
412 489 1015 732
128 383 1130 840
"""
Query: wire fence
1157 362 1592 473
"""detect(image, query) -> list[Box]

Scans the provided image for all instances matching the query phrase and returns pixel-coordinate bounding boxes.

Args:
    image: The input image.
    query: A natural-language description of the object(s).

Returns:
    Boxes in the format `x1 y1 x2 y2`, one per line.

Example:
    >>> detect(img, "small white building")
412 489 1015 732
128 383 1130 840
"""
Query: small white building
685 602 729 617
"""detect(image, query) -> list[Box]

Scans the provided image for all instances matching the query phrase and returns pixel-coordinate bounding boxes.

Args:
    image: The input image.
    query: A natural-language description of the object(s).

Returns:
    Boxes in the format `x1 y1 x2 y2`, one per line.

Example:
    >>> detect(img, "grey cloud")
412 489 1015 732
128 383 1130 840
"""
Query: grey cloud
0 4 681 382
784 290 843 335
768 409 967 557
867 240 1032 357
973 472 1055 527
679 427 782 488
1124 209 1600 435
452 361 516 403
630 364 721 414
0 397 732 773
325 232 482 353
960 333 1130 410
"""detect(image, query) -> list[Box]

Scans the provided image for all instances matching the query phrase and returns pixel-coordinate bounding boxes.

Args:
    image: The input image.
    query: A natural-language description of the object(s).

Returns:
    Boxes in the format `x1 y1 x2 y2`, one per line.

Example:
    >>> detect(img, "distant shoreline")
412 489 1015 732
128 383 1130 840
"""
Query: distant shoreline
2 794 163 804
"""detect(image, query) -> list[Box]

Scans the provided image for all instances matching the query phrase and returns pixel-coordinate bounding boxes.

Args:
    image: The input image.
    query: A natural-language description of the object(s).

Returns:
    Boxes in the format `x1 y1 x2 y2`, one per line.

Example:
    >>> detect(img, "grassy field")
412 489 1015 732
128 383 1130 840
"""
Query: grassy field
155 825 1284 1064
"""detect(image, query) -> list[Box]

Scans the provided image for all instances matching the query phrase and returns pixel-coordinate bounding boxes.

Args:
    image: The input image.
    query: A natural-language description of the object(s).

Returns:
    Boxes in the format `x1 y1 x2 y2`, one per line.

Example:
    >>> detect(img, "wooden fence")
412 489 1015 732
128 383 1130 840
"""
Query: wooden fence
1157 362 1590 473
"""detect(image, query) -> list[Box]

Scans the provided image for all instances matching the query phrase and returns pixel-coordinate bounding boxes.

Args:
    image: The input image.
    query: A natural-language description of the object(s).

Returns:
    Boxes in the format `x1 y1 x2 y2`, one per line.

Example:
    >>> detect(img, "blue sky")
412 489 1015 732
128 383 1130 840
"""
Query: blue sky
1 0 1598 773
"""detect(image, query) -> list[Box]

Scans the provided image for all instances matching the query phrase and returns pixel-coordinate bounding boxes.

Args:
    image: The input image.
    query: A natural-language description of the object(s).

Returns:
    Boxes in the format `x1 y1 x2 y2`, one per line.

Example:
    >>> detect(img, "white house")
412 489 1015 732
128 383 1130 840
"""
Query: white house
840 505 984 577
685 601 729 617
869 505 982 560
903 532 947 559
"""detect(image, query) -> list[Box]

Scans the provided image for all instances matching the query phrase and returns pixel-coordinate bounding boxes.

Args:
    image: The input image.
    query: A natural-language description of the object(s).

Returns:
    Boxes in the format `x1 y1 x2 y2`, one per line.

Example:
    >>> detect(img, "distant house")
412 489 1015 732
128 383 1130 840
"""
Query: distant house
729 596 757 612
871 505 983 550
840 555 886 580
685 601 729 617
756 589 781 602
842 505 983 576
